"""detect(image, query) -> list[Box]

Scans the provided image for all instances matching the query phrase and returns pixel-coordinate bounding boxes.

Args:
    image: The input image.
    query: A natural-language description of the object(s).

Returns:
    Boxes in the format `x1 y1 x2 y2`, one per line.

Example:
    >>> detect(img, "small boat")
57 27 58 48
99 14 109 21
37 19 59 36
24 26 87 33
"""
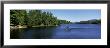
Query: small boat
65 26 71 31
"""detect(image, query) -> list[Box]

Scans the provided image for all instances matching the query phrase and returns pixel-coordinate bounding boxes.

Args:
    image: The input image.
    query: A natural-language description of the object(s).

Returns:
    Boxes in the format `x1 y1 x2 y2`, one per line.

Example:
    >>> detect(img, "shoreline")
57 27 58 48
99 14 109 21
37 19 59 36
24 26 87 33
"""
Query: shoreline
10 25 58 29
10 24 100 29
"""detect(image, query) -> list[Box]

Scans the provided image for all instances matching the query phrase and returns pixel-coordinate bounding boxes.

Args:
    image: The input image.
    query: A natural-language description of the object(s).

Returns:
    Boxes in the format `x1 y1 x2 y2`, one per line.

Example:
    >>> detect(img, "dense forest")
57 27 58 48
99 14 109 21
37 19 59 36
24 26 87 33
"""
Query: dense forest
74 19 101 24
10 10 101 28
10 10 72 28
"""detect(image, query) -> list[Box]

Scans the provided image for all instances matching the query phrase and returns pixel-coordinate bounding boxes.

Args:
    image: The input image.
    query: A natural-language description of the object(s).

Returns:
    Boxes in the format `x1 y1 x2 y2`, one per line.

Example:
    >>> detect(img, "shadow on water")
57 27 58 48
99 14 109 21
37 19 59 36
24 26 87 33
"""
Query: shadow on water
10 26 57 39
10 28 27 39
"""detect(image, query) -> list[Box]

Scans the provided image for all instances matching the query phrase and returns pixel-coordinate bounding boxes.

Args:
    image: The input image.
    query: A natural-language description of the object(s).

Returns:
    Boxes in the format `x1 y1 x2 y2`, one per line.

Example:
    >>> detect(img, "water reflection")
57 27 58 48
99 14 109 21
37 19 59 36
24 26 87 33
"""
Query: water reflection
10 26 56 39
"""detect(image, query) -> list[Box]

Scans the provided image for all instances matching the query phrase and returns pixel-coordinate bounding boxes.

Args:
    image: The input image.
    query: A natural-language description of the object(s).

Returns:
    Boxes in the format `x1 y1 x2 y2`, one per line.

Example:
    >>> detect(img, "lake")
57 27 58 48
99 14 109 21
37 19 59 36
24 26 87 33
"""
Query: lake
10 24 101 39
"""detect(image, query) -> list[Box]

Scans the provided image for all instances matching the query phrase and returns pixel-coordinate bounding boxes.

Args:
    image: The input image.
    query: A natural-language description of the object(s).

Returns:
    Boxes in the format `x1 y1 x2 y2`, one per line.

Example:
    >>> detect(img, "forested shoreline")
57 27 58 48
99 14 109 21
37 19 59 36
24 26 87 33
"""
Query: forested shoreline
10 10 72 28
10 10 101 29
74 19 101 24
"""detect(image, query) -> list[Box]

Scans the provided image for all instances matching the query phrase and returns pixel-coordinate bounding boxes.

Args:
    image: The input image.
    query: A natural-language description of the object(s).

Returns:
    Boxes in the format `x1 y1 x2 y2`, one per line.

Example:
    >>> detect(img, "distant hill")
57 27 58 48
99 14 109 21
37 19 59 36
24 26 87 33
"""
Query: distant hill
74 19 101 24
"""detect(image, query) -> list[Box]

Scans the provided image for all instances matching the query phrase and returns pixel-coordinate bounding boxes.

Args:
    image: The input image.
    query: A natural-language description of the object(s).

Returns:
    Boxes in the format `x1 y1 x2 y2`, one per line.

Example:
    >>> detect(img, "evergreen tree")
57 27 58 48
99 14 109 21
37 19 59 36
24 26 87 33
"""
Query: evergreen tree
10 10 73 27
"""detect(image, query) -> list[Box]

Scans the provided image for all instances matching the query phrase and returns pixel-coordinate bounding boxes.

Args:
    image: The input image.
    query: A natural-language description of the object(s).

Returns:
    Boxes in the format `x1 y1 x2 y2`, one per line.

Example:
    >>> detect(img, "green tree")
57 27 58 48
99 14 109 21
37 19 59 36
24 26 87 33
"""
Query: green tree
10 10 73 27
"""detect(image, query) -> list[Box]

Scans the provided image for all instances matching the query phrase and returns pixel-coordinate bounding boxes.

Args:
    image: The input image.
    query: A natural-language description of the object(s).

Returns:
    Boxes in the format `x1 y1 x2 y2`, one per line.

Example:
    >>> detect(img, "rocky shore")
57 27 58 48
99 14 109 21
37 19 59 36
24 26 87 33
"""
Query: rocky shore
10 25 58 29
10 25 27 29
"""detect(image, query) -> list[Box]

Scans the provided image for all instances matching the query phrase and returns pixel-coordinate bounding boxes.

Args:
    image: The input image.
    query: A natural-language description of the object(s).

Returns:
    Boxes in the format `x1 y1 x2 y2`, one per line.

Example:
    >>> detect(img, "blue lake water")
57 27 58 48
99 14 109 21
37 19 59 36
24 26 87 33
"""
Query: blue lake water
10 24 101 39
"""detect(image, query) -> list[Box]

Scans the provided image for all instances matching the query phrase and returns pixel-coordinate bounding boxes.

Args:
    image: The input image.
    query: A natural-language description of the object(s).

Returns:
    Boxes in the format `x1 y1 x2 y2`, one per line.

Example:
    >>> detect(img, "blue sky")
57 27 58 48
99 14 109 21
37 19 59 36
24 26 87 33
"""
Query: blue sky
41 9 101 22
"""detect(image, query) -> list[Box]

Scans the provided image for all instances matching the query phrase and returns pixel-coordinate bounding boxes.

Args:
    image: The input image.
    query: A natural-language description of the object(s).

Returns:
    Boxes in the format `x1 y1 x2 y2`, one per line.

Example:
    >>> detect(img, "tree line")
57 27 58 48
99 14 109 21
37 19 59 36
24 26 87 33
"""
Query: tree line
10 10 72 27
74 19 101 24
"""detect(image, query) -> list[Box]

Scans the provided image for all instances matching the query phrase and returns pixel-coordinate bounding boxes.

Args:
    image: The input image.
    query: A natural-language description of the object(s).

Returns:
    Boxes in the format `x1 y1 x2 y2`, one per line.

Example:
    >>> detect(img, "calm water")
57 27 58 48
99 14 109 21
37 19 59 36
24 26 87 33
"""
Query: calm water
10 24 101 39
